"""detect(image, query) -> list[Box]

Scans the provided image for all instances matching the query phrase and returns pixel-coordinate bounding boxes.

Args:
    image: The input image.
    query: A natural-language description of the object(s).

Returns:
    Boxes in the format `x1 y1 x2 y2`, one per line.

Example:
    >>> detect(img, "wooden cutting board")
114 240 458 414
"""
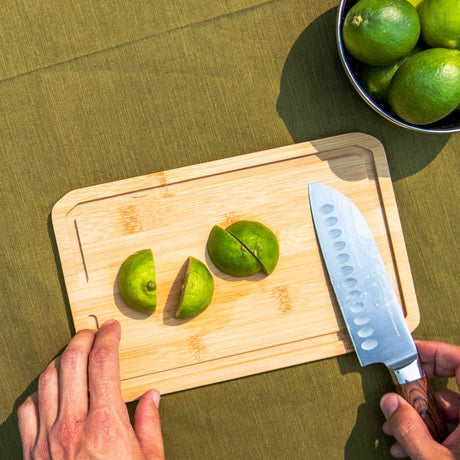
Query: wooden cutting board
52 132 419 401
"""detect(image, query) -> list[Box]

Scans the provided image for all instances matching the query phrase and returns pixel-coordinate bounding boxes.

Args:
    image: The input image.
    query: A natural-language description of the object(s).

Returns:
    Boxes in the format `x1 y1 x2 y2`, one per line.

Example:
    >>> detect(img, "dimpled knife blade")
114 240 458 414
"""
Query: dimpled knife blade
308 182 447 442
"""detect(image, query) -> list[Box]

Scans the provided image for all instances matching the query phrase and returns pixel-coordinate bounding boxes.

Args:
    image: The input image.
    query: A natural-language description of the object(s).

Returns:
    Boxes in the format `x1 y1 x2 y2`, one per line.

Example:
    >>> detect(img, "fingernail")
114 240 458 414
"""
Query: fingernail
152 390 161 408
101 319 117 328
380 394 399 419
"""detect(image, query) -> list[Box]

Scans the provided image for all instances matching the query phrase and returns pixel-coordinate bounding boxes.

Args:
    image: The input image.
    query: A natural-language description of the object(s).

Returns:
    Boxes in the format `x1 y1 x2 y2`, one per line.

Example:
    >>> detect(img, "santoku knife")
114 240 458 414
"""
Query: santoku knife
308 182 448 442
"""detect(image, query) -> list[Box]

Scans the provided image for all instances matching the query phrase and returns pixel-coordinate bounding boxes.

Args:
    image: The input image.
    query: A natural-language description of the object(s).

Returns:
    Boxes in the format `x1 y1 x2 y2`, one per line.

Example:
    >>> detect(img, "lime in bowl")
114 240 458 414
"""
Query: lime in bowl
336 0 460 133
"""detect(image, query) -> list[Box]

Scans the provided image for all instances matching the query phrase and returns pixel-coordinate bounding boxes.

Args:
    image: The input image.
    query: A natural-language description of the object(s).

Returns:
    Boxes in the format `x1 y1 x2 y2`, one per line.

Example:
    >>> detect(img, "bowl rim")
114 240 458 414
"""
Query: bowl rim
336 0 460 134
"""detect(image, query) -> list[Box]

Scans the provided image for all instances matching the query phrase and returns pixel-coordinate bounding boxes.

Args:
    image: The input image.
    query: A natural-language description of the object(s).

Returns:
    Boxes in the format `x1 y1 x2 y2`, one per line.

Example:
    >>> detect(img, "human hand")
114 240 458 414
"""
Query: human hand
18 319 165 459
380 340 460 459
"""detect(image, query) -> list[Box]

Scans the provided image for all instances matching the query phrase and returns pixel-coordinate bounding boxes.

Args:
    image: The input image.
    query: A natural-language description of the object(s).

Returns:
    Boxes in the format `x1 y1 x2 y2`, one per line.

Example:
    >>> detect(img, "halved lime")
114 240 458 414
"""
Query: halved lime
207 225 262 277
175 257 214 319
226 220 279 274
118 249 157 313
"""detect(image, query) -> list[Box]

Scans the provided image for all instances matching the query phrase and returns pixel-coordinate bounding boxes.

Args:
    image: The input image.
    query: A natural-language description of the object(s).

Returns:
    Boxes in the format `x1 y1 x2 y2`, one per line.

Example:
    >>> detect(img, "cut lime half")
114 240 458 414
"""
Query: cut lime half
118 249 157 313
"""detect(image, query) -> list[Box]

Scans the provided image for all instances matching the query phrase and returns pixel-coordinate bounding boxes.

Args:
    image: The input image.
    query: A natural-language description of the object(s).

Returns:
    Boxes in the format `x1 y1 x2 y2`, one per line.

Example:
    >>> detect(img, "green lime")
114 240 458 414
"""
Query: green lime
388 48 460 125
343 0 420 66
175 257 214 319
418 0 460 50
207 225 262 277
226 220 279 275
359 48 420 102
118 249 157 313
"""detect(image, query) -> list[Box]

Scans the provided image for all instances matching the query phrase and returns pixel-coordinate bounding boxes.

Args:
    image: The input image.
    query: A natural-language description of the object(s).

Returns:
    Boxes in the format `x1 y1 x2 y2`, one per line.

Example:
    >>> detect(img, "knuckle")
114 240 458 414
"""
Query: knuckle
89 345 115 367
77 328 92 335
38 368 56 388
89 407 111 427
18 397 35 417
87 408 120 442
393 417 418 439
50 413 81 453
31 438 50 459
75 329 96 340
60 347 86 368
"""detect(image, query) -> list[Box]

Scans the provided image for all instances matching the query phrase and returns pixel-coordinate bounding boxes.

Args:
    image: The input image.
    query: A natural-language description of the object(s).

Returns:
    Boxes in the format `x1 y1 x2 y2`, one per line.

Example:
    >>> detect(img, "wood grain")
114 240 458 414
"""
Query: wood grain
397 377 449 442
52 133 419 401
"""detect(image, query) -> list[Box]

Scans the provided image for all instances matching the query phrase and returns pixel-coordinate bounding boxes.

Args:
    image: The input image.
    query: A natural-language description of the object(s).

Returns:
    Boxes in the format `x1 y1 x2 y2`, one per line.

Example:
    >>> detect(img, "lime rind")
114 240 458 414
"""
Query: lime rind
388 48 460 125
175 257 214 319
359 46 420 103
342 0 421 66
207 225 262 277
418 0 460 50
118 249 157 313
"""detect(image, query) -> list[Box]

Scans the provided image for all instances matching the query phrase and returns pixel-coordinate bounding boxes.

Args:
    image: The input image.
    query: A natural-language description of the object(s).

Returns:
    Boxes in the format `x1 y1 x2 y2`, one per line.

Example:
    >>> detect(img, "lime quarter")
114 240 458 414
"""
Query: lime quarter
226 220 280 275
207 225 262 277
175 257 214 319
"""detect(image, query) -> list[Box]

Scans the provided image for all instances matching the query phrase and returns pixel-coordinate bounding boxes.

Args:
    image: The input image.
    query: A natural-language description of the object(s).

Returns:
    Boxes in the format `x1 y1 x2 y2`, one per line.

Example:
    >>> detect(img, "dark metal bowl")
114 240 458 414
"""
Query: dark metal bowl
336 0 460 133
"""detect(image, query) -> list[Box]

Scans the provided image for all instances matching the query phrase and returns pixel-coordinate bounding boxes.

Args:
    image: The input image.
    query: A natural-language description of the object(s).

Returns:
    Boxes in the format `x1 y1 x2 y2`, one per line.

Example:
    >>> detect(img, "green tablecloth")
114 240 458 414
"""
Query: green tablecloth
1 1 458 458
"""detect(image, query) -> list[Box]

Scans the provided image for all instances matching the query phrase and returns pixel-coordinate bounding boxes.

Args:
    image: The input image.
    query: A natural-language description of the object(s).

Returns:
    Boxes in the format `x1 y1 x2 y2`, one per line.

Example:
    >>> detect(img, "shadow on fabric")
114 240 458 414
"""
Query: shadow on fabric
0 378 39 459
276 8 450 181
337 353 394 459
47 214 76 335
0 339 66 460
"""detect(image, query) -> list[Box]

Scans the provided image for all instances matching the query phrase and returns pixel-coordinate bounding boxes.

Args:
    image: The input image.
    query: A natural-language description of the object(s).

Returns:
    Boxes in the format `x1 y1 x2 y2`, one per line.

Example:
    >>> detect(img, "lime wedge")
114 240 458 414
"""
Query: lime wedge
226 220 279 274
175 257 214 319
118 249 157 313
207 225 262 277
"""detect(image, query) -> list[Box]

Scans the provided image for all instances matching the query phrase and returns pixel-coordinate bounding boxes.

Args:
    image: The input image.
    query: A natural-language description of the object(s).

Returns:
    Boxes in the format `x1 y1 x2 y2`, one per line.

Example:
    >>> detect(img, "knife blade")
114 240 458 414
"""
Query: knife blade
308 182 448 442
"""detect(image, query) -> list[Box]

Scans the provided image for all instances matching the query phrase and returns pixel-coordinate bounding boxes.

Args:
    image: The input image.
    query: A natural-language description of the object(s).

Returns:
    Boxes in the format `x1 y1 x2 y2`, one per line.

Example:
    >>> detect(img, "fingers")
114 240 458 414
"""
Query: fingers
38 357 60 430
416 341 460 383
35 357 60 456
389 442 409 458
444 424 460 453
434 388 460 423
134 390 164 460
59 329 97 418
88 320 124 410
380 393 452 460
383 387 460 434
18 393 39 460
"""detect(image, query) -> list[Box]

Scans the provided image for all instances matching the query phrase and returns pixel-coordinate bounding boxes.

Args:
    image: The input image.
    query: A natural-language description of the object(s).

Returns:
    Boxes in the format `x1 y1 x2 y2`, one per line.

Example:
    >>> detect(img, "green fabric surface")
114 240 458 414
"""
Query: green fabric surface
0 0 458 459
0 0 271 81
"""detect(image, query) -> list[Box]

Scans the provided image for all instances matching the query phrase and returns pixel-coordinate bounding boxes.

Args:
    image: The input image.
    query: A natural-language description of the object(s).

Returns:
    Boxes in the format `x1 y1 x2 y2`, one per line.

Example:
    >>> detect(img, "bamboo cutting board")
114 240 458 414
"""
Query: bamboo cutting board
52 133 419 401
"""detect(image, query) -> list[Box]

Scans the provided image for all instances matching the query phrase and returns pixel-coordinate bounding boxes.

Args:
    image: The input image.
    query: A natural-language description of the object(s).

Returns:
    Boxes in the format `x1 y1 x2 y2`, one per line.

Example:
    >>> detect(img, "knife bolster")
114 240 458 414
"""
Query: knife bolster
389 358 424 385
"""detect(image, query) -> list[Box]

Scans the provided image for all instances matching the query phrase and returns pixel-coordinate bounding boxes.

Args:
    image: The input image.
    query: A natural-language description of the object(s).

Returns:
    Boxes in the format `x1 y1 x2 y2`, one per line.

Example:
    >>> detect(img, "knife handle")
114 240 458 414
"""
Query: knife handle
396 375 449 443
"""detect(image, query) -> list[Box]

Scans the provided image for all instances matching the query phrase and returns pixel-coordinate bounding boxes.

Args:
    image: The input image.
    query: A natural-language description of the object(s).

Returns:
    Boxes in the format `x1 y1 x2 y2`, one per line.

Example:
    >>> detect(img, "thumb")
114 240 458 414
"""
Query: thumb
134 389 164 459
380 393 451 460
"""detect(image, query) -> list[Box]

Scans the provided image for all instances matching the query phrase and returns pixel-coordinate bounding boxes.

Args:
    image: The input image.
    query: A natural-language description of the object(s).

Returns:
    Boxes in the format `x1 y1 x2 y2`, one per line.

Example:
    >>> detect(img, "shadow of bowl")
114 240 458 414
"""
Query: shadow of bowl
276 7 451 181
336 0 460 134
